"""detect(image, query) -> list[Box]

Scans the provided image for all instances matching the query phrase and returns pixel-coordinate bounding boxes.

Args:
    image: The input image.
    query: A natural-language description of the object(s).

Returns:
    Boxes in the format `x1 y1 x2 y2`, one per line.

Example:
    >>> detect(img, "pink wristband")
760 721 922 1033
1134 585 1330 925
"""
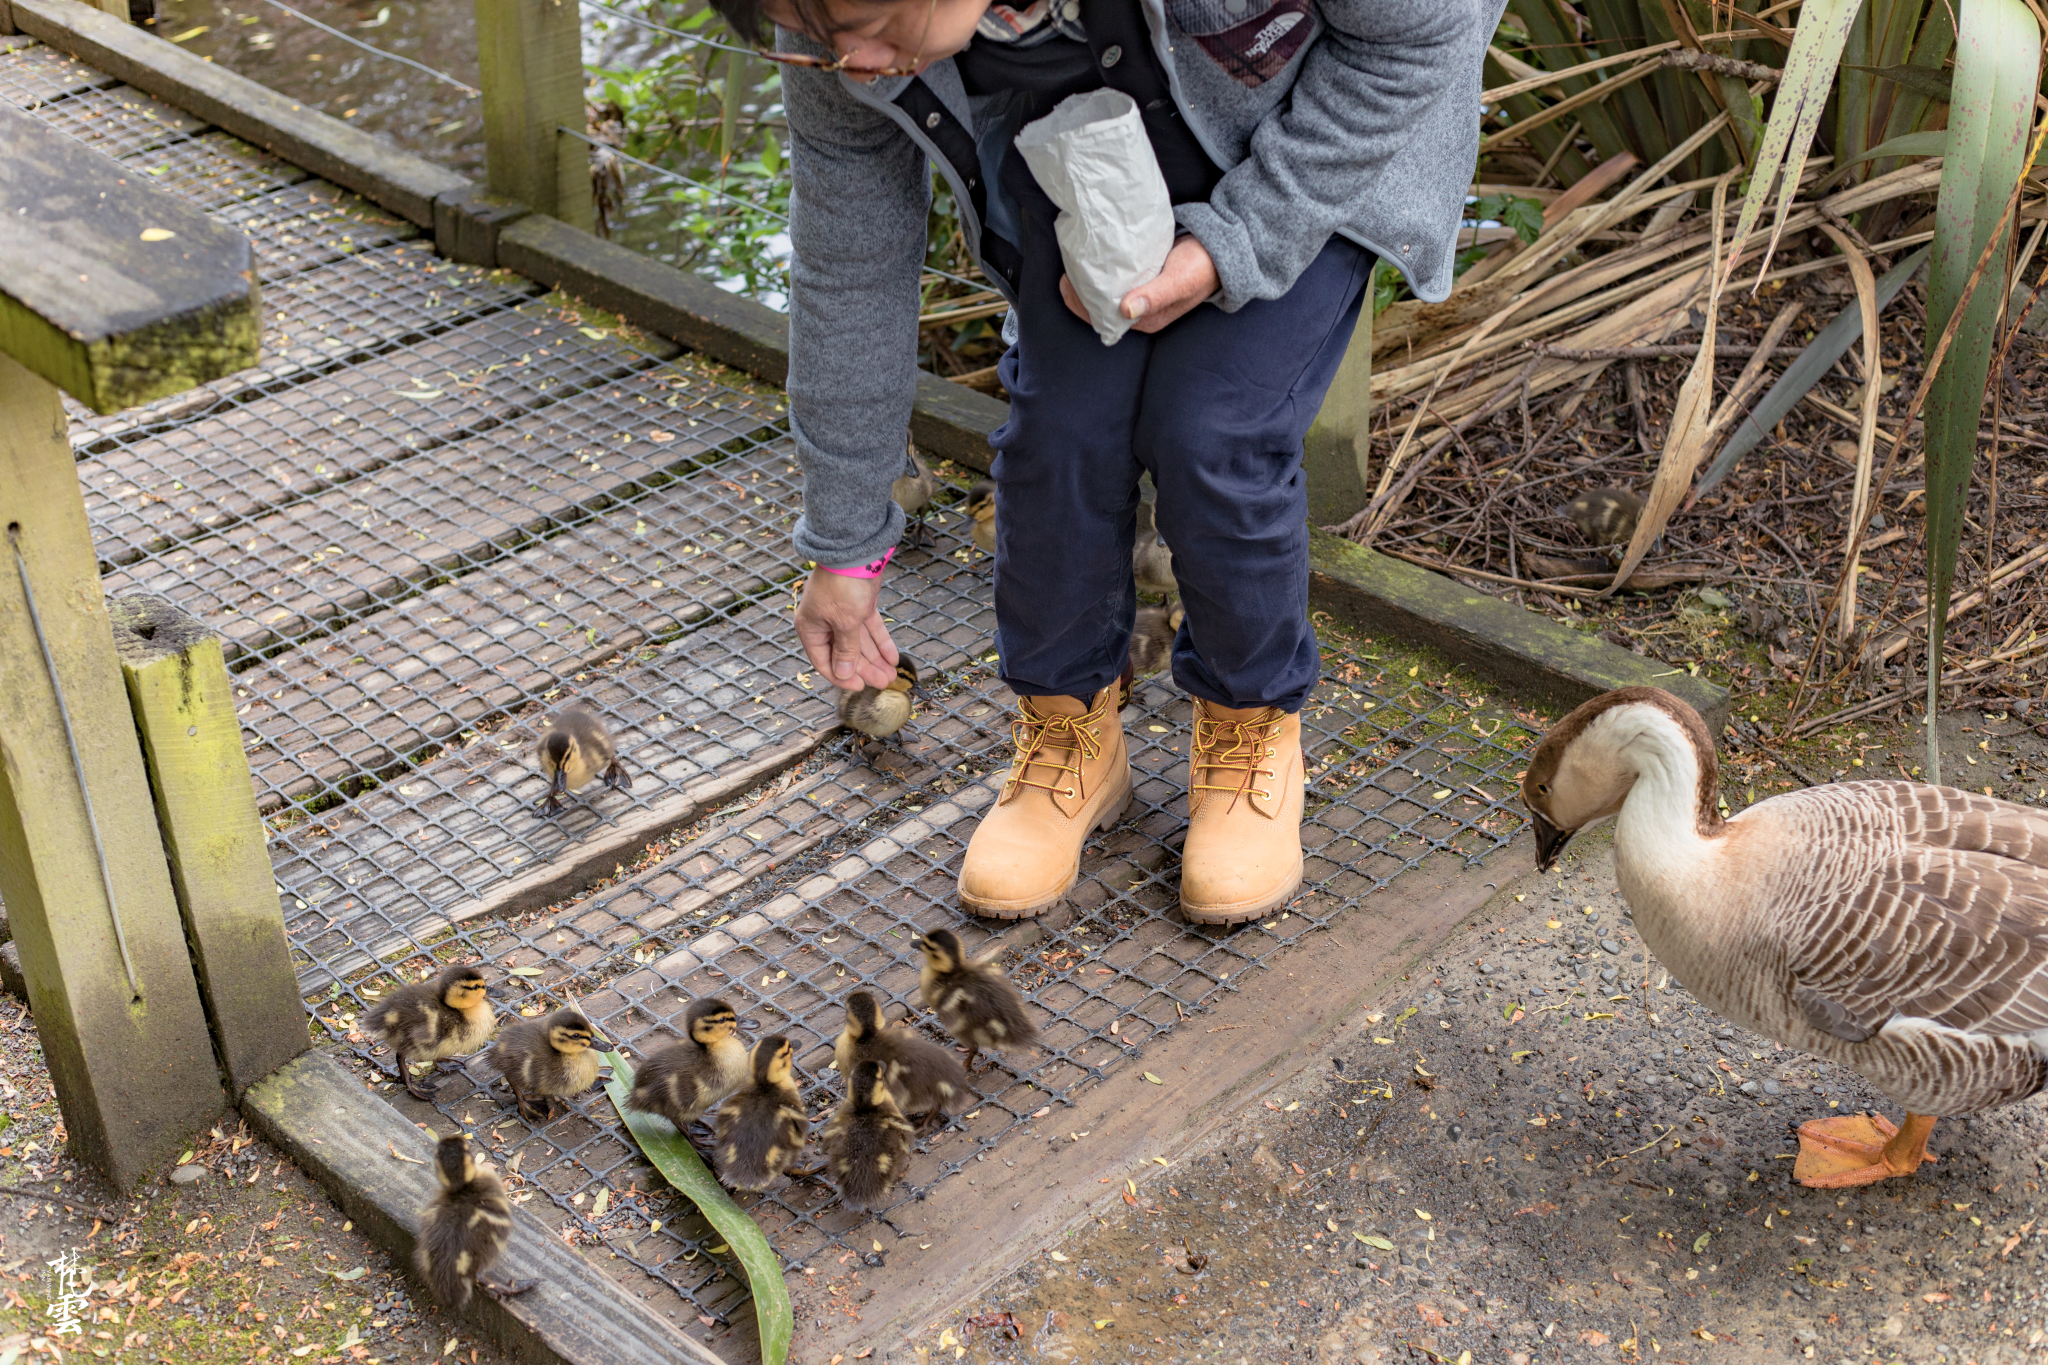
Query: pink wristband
822 545 895 579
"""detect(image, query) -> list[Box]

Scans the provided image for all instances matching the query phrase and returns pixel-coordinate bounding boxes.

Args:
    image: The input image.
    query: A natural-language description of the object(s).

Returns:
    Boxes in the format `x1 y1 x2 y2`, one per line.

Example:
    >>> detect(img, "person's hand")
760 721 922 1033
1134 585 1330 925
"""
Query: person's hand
794 567 900 691
1059 236 1219 335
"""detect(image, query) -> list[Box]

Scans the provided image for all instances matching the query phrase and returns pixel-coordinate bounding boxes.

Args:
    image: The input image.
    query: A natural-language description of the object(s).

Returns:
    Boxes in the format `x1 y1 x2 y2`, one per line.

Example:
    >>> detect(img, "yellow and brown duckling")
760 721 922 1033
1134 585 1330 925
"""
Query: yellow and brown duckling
892 444 937 545
833 990 970 1130
1564 485 1644 550
1133 529 1178 600
1128 603 1184 678
490 1007 606 1123
715 1035 809 1192
914 928 1040 1072
626 997 750 1149
964 480 997 556
821 1059 915 1213
415 1133 533 1309
837 654 931 747
364 962 495 1101
535 704 629 816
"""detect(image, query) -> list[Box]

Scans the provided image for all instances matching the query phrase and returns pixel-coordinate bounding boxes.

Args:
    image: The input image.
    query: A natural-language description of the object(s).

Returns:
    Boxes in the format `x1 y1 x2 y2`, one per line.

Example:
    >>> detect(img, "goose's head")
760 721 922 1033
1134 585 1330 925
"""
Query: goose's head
1521 687 1720 871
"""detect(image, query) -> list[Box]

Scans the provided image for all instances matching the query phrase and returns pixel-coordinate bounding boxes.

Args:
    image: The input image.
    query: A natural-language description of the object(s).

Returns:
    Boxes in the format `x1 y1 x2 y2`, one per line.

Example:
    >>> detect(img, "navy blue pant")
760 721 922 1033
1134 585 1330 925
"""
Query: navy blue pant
988 150 1373 712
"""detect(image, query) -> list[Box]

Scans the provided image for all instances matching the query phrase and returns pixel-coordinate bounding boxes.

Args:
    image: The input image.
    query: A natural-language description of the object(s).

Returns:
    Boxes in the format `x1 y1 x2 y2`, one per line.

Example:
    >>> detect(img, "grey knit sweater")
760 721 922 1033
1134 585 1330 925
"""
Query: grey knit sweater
783 0 1501 569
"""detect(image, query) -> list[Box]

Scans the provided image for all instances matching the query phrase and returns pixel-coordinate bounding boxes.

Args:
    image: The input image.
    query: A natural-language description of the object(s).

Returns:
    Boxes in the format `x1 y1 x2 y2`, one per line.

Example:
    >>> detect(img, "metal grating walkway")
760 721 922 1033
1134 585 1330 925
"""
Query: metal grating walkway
4 36 1537 1354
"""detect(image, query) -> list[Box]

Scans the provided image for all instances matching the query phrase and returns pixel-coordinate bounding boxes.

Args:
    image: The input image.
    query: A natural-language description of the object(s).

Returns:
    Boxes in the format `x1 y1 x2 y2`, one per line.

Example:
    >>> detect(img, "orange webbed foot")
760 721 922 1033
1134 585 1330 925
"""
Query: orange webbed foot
1794 1112 1938 1188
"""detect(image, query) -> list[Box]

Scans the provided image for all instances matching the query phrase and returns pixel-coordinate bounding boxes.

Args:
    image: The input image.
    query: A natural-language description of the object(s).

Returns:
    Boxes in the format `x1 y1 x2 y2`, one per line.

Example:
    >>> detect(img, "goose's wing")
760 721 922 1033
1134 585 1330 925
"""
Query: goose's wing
1776 783 2048 1041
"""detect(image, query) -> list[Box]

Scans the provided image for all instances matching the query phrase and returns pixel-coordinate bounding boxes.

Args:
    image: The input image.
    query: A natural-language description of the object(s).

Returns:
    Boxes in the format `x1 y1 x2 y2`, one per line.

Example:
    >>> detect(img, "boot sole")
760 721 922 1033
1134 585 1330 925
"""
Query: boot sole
1179 861 1304 926
958 772 1134 921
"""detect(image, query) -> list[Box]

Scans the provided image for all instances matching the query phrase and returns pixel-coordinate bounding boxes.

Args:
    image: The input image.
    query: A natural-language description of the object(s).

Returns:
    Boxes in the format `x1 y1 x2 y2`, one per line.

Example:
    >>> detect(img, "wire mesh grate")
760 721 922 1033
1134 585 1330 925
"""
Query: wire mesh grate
5 44 1538 1355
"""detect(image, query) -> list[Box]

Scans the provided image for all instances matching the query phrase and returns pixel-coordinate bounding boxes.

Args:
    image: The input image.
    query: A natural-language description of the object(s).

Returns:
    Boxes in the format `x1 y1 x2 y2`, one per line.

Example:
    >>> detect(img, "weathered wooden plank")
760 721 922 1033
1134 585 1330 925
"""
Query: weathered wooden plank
0 352 227 1188
221 438 812 810
10 0 469 227
0 36 119 103
241 1051 732 1365
476 0 591 231
109 592 307 1098
80 299 650 564
0 101 257 413
497 214 1006 471
104 374 778 660
1307 527 1731 729
27 79 203 159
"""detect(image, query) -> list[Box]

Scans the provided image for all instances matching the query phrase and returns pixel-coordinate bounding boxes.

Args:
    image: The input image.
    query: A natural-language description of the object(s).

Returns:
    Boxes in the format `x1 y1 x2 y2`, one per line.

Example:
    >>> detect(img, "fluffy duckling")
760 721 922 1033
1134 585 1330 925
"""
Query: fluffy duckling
914 928 1039 1072
1133 529 1178 600
833 990 971 1129
964 480 997 556
892 445 937 545
1564 485 1644 549
716 1035 809 1192
627 997 750 1147
1523 687 2048 1188
838 654 930 746
1128 604 1184 678
364 963 495 1101
491 1007 606 1123
415 1134 532 1308
821 1059 915 1213
535 704 629 816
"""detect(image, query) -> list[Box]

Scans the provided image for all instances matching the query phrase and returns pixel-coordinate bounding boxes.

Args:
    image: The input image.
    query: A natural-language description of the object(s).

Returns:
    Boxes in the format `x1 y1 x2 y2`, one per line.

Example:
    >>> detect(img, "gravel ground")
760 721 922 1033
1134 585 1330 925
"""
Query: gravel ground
0 995 516 1365
926 833 2048 1365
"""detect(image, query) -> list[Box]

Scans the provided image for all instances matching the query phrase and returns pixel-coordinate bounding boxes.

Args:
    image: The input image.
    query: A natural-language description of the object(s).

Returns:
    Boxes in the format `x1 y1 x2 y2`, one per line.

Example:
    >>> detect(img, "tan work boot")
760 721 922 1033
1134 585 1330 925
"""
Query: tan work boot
958 684 1132 919
1180 701 1304 924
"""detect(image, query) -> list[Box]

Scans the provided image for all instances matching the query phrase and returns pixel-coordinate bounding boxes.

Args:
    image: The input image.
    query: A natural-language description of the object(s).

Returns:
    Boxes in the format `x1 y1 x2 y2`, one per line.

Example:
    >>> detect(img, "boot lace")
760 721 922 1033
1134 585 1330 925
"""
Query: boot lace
1003 701 1106 803
1191 708 1284 812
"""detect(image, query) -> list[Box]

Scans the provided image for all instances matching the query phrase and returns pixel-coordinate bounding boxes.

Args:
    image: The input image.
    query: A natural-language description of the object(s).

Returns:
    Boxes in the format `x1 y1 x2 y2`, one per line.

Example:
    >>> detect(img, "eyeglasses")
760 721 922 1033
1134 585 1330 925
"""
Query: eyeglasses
755 0 939 78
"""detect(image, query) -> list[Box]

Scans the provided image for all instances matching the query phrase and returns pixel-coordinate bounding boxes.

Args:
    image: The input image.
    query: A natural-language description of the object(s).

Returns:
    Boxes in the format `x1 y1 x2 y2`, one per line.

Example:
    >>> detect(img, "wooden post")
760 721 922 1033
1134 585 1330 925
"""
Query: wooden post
0 354 229 1186
1303 267 1375 527
0 101 262 1187
89 0 126 19
111 593 308 1099
476 0 594 231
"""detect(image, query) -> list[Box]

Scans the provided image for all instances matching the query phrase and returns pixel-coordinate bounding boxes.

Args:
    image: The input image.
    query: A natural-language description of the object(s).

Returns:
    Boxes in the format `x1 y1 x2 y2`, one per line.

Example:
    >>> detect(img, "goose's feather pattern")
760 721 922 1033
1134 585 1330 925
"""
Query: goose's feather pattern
1766 783 2048 1043
1529 689 2048 1121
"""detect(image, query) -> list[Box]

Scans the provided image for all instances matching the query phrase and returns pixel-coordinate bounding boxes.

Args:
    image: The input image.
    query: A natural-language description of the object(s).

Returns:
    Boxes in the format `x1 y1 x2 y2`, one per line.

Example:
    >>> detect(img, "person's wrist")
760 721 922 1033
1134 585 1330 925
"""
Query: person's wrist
821 546 895 580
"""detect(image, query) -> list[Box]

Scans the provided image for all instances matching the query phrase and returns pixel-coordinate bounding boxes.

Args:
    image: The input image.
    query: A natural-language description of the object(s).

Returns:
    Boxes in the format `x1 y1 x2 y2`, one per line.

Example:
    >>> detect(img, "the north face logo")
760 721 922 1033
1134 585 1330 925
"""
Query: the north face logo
1186 0 1316 88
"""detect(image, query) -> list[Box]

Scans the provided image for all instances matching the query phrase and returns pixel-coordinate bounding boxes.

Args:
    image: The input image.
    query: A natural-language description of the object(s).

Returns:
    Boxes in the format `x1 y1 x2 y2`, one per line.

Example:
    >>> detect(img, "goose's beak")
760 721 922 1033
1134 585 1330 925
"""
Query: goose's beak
1531 812 1575 871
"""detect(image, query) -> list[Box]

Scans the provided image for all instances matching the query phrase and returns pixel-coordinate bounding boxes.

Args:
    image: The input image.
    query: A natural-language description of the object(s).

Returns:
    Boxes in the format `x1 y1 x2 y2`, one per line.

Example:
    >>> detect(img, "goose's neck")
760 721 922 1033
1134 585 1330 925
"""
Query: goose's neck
1610 709 1723 896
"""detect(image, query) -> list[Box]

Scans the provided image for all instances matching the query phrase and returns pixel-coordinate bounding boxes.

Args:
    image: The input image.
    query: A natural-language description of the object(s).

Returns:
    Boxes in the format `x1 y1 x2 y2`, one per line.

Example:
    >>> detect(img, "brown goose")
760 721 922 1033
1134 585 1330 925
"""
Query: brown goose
1523 687 2048 1188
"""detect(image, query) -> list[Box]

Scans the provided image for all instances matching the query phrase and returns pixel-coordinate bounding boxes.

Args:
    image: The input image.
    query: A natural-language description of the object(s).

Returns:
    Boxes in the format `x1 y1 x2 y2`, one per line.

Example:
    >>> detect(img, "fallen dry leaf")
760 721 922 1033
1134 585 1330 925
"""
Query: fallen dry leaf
1579 1330 1610 1346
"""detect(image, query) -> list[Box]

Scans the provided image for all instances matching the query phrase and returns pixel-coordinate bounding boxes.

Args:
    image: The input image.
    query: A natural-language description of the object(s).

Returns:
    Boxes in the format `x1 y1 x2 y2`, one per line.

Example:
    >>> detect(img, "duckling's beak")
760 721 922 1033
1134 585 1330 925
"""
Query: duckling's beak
1531 812 1575 871
910 682 934 702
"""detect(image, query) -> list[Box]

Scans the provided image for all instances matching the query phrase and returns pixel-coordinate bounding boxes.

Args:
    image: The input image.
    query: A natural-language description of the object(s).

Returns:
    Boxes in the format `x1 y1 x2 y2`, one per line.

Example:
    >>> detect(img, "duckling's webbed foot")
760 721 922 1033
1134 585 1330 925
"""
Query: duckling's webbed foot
535 791 567 817
432 1058 468 1072
602 759 630 792
479 1275 537 1301
401 1065 443 1101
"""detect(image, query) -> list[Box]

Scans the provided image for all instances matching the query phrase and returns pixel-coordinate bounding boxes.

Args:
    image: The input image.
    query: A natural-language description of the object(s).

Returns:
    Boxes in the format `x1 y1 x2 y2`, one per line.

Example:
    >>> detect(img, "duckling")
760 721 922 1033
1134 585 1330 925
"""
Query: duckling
415 1133 533 1308
833 990 971 1129
913 928 1039 1072
838 654 930 747
892 444 937 545
715 1034 809 1192
821 1059 915 1213
1128 604 1184 678
490 1007 606 1123
1133 529 1178 600
1563 485 1644 550
963 480 997 556
534 704 629 816
627 997 750 1149
363 963 495 1101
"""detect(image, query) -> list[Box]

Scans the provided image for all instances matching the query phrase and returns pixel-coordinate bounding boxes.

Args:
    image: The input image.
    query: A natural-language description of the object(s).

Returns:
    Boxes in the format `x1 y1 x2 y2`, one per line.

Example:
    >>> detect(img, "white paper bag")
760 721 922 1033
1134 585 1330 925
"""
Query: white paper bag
1015 88 1175 346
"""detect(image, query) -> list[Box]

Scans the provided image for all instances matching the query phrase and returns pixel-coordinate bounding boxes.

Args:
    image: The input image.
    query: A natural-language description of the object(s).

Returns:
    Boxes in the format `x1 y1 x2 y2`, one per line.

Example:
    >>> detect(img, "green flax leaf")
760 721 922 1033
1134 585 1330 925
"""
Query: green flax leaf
603 1051 793 1365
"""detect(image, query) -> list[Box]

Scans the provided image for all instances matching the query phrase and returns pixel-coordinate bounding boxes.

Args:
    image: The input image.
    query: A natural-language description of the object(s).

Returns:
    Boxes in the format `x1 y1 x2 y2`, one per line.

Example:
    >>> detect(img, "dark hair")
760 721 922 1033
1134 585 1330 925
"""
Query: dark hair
708 0 842 45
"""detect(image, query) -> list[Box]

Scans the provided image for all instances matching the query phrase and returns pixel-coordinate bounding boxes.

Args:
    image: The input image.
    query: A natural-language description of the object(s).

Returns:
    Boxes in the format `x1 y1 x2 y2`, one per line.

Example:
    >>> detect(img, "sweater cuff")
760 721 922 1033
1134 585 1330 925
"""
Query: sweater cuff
787 409 908 570
1175 203 1261 314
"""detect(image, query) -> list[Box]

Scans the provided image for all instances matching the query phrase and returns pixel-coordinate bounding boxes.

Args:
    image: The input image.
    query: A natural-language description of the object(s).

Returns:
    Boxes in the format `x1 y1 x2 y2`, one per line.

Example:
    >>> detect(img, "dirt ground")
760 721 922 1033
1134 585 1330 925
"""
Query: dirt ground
924 827 2048 1365
0 994 515 1365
